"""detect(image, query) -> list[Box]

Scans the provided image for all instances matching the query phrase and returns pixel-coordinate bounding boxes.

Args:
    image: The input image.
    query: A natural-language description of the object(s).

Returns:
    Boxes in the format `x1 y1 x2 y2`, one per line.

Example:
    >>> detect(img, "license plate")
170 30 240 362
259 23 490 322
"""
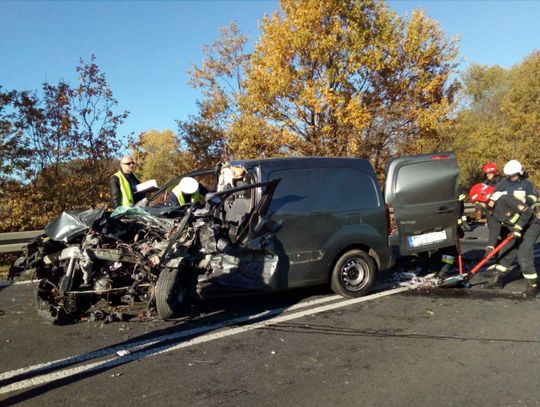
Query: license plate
407 230 447 248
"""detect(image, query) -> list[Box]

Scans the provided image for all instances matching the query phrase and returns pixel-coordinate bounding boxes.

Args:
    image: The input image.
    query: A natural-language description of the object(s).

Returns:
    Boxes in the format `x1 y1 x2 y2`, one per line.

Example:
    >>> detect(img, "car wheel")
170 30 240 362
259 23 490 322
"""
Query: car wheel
155 267 188 320
35 281 74 324
330 249 375 298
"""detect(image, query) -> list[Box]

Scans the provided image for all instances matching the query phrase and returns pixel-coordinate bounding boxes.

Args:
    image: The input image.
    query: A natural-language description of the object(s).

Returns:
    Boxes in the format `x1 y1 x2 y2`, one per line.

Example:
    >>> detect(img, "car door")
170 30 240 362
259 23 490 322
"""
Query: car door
384 152 460 255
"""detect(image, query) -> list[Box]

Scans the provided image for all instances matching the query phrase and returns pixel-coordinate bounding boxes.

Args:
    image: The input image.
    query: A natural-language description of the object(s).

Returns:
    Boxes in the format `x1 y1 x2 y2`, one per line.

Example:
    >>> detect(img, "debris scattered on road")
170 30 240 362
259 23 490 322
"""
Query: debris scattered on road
385 268 439 289
116 350 131 357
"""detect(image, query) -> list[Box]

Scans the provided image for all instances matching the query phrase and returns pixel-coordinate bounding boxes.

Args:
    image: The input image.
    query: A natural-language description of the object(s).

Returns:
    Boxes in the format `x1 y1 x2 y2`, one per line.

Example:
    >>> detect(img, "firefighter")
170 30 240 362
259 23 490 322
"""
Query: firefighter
495 160 538 205
486 160 540 270
475 162 501 221
109 156 142 208
481 162 501 186
436 192 468 280
170 176 205 206
469 183 540 298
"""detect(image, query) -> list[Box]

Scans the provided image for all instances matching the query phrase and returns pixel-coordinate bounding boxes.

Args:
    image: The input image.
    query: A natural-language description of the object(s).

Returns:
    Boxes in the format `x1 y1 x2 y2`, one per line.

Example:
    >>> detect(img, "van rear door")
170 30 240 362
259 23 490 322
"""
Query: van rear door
384 152 460 255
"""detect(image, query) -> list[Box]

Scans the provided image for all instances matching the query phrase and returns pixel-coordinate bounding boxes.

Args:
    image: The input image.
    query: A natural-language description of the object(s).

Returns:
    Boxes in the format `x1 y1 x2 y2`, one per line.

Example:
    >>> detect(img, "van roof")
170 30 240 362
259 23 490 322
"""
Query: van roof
229 156 375 174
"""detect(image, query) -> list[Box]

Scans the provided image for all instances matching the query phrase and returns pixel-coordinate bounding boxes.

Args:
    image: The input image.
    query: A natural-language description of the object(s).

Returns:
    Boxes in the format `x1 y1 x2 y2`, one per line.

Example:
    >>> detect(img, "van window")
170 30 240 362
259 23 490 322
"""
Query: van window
394 161 457 205
268 168 380 215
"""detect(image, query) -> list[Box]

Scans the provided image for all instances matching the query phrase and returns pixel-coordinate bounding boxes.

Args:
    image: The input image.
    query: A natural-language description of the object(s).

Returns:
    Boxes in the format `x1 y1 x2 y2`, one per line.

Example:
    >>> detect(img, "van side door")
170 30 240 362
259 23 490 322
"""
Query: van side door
384 152 460 255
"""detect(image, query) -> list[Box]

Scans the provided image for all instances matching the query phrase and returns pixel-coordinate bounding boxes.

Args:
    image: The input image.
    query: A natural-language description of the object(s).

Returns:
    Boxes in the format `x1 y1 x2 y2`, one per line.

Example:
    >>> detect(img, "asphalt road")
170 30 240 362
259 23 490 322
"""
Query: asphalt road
1 225 540 407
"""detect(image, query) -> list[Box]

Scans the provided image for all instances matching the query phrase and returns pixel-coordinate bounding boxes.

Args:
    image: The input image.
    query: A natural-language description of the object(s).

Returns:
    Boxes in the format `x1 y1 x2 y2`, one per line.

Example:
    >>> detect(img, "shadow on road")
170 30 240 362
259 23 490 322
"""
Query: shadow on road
0 285 330 406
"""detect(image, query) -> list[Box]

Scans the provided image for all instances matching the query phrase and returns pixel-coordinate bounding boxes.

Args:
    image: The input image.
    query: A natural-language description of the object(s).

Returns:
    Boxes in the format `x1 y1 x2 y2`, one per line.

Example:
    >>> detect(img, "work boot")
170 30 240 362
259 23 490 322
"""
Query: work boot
484 272 504 289
436 264 453 280
522 279 538 299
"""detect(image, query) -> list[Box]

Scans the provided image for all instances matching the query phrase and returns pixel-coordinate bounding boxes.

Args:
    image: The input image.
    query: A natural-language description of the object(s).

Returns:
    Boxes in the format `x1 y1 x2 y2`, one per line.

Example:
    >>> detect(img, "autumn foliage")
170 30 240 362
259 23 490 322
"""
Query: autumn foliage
0 56 127 231
2 0 540 233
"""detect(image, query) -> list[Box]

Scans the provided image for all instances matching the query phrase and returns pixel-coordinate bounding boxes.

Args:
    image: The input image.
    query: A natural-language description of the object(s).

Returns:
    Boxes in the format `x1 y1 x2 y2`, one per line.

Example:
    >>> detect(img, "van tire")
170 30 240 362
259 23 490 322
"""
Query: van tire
155 267 187 320
331 249 375 298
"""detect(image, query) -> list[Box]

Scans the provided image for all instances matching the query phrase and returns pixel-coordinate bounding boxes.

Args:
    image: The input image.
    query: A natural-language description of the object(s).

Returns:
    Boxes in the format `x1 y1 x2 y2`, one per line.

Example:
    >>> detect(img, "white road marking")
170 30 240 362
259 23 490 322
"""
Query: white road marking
0 287 409 395
0 294 343 382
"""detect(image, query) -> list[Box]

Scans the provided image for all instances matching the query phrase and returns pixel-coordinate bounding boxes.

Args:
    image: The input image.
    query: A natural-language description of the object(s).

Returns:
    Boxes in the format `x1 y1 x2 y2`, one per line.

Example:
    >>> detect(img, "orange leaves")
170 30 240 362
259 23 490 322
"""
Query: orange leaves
241 0 459 166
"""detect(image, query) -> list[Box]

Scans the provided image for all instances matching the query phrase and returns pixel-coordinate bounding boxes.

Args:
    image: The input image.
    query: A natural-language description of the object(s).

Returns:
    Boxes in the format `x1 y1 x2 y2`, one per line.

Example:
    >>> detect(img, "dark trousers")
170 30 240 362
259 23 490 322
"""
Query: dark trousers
499 221 540 279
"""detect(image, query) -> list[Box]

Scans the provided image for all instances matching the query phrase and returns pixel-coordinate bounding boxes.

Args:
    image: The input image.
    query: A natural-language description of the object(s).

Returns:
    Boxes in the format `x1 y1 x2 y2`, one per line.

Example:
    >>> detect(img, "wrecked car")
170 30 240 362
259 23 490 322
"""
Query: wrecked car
153 153 460 319
11 153 460 323
8 168 214 323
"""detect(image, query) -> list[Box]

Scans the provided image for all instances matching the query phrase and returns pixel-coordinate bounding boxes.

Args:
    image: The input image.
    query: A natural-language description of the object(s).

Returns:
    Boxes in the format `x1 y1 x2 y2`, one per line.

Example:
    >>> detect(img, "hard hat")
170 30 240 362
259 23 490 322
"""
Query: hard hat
469 183 495 203
503 160 523 176
481 162 499 175
178 177 199 194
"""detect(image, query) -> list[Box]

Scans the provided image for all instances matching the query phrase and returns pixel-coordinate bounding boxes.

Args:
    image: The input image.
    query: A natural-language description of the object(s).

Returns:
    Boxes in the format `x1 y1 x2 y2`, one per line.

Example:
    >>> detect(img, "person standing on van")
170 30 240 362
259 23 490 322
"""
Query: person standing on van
469 183 540 298
110 155 142 208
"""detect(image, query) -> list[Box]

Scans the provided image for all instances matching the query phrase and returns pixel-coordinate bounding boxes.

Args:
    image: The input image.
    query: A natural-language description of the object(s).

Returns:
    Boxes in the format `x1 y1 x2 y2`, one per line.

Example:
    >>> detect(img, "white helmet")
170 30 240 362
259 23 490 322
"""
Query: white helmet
178 177 199 194
503 160 524 176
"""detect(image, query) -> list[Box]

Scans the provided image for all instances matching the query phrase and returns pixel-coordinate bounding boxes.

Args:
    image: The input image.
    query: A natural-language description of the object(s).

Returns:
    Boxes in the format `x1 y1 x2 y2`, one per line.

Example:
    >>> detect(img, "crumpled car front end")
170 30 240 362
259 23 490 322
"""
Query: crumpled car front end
10 165 282 323
152 176 282 319
11 207 175 323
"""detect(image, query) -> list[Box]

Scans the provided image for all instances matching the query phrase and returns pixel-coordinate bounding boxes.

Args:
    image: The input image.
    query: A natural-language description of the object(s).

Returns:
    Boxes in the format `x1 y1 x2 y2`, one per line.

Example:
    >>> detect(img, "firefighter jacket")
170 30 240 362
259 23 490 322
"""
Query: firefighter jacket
495 177 538 206
487 194 537 247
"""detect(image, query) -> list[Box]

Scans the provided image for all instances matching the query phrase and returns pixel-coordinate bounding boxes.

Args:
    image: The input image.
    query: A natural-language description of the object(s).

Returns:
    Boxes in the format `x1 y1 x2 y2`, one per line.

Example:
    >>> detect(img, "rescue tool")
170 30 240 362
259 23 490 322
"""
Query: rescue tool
438 234 514 288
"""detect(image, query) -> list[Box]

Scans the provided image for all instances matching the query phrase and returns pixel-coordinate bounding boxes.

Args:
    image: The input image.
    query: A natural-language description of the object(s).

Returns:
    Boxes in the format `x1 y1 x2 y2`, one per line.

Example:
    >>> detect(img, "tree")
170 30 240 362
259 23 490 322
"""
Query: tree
0 88 30 187
70 55 129 207
501 51 540 184
441 52 540 188
432 65 510 185
131 129 189 186
178 23 249 165
1 56 128 231
242 0 459 173
177 107 225 167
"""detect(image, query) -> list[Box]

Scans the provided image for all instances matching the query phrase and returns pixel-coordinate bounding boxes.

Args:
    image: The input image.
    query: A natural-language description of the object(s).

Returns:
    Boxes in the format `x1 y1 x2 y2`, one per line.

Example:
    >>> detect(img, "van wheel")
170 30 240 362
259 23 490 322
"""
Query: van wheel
331 249 375 298
155 267 187 320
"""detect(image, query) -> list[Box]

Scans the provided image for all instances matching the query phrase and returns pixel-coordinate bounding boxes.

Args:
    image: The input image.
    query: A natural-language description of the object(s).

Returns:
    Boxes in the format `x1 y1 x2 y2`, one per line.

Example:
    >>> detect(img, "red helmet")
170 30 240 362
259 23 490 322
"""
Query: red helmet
469 183 495 203
481 162 499 175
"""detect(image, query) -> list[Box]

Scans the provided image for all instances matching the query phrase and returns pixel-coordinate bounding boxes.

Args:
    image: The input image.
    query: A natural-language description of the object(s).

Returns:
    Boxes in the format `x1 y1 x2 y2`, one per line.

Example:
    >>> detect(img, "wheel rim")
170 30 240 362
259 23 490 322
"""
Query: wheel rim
340 257 370 291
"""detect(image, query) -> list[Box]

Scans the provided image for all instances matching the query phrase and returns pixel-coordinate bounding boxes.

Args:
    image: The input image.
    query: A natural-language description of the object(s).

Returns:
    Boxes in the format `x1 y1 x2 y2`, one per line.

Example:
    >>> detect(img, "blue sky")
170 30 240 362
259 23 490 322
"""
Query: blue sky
1 1 539 148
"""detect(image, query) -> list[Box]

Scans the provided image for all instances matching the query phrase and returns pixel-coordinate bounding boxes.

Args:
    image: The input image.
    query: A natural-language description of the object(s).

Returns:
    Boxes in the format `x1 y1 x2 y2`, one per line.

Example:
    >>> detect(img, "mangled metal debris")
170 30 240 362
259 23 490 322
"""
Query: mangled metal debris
9 166 282 324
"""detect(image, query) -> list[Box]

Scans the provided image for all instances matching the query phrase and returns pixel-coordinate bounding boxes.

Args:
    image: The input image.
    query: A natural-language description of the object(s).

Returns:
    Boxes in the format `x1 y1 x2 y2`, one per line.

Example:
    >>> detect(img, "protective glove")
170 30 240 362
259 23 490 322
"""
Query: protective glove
512 225 522 239
484 246 495 258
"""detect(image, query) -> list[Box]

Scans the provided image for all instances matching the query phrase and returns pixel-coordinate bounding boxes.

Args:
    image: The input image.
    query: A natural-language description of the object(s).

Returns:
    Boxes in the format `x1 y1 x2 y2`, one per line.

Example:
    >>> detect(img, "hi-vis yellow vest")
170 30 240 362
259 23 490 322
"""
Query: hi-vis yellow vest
172 184 200 205
114 171 133 207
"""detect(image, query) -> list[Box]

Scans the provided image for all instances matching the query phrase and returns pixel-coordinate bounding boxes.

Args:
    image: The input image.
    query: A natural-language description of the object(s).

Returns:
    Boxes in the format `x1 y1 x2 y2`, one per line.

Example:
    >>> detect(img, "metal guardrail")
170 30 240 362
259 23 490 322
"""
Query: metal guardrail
0 231 43 254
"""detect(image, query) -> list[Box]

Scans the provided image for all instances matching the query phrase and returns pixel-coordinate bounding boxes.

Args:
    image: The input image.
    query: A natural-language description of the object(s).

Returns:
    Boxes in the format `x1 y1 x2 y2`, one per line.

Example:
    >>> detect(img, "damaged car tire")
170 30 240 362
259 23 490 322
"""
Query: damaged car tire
155 267 188 320
35 281 76 325
331 249 375 298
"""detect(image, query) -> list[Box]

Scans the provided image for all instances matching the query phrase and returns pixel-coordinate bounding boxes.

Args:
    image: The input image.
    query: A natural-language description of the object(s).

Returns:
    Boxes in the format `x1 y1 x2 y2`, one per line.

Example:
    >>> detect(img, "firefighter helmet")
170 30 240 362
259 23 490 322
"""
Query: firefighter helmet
481 162 499 175
469 183 495 203
503 160 523 176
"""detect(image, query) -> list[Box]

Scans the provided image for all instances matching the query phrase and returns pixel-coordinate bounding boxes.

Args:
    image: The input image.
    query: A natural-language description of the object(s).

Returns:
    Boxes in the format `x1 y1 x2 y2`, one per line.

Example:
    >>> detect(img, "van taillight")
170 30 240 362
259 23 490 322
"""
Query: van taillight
431 154 449 160
385 204 398 237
